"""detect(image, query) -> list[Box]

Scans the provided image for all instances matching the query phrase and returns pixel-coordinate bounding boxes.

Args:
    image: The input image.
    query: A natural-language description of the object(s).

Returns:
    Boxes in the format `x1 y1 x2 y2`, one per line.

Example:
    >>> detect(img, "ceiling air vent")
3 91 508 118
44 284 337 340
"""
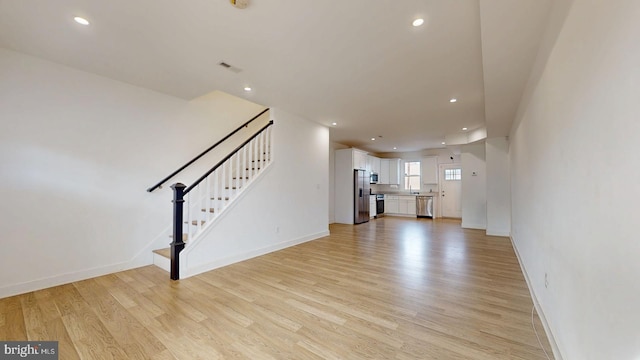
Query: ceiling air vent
218 61 243 73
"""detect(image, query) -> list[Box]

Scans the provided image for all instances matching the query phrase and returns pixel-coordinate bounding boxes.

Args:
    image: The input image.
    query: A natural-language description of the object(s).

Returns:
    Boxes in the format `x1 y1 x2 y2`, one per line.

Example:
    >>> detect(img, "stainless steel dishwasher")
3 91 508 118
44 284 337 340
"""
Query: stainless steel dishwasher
416 196 433 218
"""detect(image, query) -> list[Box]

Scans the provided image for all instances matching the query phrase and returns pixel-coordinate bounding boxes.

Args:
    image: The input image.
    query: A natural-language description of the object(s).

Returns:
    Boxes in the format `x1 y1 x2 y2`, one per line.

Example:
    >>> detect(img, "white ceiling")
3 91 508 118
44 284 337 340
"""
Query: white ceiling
0 0 551 153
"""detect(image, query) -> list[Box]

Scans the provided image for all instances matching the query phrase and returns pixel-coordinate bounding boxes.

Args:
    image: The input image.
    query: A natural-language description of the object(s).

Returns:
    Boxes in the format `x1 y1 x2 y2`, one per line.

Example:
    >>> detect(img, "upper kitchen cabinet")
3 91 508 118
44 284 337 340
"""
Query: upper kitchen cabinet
380 158 401 185
351 149 368 170
369 156 381 174
421 156 438 185
335 148 369 171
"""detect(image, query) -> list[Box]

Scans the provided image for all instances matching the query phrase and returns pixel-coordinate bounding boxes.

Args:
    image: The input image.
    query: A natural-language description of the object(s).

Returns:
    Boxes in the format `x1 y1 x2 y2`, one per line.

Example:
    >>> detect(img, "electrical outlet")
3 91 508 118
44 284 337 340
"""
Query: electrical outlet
544 273 549 288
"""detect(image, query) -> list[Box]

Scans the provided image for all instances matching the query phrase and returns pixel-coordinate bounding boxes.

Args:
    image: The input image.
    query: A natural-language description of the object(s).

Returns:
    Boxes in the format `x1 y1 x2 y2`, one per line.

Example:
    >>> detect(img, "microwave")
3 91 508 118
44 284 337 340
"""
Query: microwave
370 172 379 184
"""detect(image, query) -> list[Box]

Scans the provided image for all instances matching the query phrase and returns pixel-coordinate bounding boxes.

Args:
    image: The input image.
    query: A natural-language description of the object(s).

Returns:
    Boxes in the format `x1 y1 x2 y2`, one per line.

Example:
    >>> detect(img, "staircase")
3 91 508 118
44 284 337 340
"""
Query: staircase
147 111 273 280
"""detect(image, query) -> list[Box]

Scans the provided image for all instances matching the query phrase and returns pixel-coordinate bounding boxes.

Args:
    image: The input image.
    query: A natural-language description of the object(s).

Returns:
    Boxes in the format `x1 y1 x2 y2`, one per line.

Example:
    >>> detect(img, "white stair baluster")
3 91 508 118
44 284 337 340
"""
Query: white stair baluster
242 144 247 188
221 163 226 209
227 157 232 201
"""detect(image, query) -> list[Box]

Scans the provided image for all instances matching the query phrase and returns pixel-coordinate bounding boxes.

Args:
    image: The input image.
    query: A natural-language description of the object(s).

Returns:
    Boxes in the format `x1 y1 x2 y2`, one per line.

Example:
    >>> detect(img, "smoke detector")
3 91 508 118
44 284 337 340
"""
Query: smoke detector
230 0 249 9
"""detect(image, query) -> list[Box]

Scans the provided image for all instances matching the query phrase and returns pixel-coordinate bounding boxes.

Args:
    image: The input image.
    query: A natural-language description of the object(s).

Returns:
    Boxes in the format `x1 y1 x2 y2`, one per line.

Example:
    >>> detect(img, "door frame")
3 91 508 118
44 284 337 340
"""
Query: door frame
438 163 462 218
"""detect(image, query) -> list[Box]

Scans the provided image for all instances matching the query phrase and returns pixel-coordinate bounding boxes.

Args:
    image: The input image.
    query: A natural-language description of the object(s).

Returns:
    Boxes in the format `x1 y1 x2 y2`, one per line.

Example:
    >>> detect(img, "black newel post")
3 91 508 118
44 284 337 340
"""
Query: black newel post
170 183 186 280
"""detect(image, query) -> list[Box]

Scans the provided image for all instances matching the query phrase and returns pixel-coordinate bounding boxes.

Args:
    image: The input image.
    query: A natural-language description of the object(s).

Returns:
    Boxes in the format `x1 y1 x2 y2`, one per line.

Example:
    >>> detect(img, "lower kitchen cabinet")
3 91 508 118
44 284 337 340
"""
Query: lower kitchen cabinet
384 195 416 216
385 195 399 214
370 195 377 218
399 196 416 215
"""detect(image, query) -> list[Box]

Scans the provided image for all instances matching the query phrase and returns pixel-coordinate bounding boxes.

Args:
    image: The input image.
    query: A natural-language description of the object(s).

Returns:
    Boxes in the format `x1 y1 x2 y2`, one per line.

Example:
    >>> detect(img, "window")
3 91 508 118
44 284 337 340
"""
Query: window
444 168 462 181
404 161 420 190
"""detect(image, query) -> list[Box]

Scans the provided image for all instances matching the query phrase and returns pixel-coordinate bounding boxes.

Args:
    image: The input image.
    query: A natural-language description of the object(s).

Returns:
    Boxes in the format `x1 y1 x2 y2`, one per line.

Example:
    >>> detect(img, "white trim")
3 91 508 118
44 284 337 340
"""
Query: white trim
486 228 510 237
510 236 564 360
0 260 147 299
461 222 486 230
181 230 330 279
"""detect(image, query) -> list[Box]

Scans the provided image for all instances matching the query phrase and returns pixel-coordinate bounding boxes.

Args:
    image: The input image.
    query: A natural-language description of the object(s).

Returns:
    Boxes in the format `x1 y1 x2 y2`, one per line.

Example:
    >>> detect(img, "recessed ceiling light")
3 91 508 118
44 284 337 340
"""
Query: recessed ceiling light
462 127 468 131
412 18 424 27
442 142 446 145
371 138 376 141
74 16 90 25
244 86 252 92
393 147 397 150
450 98 457 103
331 122 337 126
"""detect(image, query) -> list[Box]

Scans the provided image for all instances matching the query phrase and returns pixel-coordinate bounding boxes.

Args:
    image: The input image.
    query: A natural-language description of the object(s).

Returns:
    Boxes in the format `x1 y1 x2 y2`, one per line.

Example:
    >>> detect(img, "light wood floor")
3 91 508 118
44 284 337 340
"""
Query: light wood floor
0 217 554 359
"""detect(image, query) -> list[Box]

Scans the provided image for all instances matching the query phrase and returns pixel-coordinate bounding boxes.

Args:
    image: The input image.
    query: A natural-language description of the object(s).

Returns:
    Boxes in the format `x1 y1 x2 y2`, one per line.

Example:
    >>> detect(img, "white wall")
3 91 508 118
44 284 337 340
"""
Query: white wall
329 142 349 223
485 137 510 236
510 1 640 359
182 108 330 277
0 48 268 297
461 142 486 229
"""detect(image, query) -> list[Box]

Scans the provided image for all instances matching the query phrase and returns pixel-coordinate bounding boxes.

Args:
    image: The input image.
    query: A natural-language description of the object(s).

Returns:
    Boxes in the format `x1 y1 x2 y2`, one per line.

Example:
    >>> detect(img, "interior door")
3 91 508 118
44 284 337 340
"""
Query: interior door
439 164 462 218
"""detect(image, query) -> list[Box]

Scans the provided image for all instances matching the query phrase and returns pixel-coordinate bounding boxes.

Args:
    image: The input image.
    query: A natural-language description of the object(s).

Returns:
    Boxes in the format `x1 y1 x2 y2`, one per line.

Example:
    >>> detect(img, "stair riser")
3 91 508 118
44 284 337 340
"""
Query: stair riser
153 252 170 272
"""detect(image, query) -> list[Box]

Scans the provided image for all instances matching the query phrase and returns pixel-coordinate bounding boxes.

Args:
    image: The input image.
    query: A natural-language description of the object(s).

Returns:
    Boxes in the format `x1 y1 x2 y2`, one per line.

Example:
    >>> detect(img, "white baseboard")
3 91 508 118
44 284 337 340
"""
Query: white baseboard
0 260 149 299
486 228 511 237
181 230 330 279
510 236 564 360
461 222 486 230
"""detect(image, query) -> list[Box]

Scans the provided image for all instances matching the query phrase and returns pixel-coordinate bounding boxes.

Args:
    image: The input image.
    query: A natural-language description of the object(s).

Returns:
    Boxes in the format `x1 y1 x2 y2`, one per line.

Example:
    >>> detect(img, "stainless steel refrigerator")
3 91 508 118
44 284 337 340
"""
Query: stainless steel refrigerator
354 169 370 224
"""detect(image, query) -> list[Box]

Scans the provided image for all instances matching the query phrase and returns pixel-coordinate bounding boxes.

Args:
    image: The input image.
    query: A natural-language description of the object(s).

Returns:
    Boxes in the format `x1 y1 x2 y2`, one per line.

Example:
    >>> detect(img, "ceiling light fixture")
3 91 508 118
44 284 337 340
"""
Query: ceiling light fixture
462 127 468 131
393 147 397 150
442 142 446 145
450 98 457 103
243 86 252 92
331 122 337 126
412 18 424 27
371 138 376 141
73 16 90 25
230 0 249 9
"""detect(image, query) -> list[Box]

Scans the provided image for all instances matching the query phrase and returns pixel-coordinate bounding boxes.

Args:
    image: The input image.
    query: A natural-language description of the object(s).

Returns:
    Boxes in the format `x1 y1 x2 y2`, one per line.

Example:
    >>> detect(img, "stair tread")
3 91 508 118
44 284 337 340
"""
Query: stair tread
153 248 171 259
201 208 215 213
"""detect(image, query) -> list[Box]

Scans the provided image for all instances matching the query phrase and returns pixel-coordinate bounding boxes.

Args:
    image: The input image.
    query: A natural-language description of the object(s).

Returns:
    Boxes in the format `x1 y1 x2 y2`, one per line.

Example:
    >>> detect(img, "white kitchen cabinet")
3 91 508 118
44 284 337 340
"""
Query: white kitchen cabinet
379 158 401 185
369 156 381 174
399 196 417 215
353 149 368 170
369 195 377 218
380 159 390 184
421 156 438 185
378 159 400 185
385 195 399 214
385 195 416 216
388 159 401 185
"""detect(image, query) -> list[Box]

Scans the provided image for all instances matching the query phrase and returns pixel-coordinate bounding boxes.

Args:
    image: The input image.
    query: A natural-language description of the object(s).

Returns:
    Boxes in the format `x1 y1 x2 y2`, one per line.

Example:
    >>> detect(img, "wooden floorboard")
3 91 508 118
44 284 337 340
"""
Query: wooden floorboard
0 217 554 359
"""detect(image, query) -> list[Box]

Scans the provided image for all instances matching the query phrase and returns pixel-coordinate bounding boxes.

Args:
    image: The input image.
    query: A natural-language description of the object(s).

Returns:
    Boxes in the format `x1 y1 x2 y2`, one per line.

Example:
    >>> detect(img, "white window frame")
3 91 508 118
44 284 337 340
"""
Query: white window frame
403 160 421 190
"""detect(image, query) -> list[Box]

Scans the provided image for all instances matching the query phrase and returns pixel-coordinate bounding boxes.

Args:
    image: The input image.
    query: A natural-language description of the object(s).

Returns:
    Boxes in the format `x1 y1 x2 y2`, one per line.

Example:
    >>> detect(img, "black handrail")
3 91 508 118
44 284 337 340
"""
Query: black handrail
146 108 270 193
169 120 274 280
184 120 274 194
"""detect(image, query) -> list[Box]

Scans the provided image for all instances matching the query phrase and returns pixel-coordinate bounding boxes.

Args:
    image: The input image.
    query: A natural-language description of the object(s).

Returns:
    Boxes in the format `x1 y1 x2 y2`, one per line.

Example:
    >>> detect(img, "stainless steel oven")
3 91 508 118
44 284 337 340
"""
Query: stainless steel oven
376 194 384 216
